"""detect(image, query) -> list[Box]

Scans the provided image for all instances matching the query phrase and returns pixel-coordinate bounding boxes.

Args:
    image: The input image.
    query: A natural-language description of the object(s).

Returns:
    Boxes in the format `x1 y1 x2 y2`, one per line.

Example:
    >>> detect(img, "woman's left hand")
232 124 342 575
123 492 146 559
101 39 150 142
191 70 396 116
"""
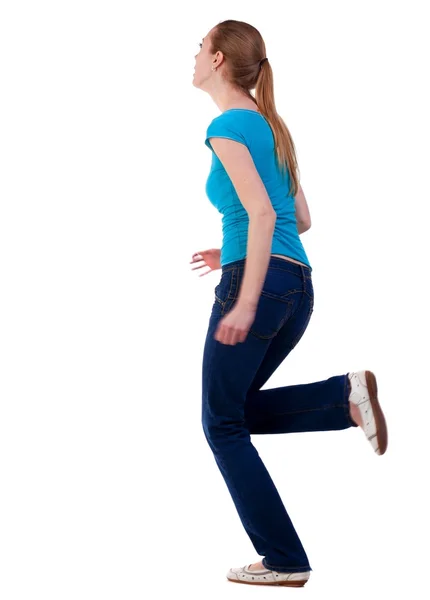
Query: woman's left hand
214 302 257 345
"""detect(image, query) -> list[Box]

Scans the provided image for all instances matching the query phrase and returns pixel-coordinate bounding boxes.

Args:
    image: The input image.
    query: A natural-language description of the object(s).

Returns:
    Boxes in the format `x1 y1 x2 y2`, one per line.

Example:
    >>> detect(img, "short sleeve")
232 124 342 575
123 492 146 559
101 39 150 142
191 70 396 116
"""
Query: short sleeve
205 117 248 151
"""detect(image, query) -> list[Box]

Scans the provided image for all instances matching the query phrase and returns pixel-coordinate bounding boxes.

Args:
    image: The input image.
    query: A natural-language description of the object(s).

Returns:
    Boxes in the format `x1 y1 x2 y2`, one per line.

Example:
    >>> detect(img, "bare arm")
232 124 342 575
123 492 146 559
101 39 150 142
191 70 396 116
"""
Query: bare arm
294 184 311 229
297 220 310 235
208 136 276 309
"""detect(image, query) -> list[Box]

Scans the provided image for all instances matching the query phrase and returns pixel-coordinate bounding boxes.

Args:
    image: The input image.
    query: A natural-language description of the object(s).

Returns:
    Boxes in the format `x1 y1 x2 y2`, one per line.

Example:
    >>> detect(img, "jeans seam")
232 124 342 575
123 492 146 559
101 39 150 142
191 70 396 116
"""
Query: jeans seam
273 404 349 417
214 295 225 311
215 268 237 315
261 290 299 303
227 266 236 300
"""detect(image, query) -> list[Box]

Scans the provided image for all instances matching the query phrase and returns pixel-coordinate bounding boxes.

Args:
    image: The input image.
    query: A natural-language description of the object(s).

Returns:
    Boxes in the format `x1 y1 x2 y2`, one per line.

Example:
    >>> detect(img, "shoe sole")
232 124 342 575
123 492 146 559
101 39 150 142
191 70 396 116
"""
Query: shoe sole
227 577 308 587
365 370 388 455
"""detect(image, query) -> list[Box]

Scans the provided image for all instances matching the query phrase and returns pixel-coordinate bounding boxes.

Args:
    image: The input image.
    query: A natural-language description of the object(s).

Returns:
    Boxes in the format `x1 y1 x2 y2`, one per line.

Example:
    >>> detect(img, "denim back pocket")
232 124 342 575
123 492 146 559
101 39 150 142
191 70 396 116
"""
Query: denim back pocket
249 266 302 340
249 294 295 340
260 265 304 302
214 266 239 315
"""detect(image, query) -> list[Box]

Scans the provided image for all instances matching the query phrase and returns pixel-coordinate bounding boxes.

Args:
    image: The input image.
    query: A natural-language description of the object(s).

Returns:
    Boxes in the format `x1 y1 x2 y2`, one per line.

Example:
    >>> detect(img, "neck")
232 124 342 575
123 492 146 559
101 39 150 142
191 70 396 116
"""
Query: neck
207 83 256 113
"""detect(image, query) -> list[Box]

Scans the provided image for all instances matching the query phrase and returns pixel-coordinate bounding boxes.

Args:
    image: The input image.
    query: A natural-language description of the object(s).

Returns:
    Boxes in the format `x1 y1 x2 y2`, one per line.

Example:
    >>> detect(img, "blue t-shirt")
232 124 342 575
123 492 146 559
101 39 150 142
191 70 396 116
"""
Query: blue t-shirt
205 108 312 271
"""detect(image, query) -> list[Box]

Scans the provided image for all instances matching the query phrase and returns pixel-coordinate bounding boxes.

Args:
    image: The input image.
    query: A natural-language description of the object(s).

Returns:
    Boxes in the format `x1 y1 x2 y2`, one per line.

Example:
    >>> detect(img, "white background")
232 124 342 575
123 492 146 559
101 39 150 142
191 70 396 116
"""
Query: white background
0 1 429 598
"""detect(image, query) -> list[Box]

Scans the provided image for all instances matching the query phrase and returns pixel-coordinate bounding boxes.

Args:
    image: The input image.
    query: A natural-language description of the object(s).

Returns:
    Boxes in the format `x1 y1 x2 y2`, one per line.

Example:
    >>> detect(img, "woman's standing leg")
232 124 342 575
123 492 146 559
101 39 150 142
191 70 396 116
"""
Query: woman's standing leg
202 305 312 573
201 261 315 573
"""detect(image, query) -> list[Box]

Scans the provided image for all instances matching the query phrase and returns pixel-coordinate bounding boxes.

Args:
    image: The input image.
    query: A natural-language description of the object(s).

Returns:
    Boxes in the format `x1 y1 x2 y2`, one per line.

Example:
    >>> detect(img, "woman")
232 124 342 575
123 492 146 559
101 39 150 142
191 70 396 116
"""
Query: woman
190 20 388 587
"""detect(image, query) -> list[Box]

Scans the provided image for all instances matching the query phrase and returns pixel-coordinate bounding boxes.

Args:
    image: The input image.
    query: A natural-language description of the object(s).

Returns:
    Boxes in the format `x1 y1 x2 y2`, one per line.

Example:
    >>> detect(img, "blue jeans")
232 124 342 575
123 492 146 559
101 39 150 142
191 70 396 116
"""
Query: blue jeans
201 256 357 573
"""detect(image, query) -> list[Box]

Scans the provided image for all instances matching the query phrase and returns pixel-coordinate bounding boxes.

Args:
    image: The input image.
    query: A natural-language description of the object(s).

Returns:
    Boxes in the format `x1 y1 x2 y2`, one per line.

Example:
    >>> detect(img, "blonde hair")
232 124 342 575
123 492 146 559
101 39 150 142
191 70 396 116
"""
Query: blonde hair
210 20 300 197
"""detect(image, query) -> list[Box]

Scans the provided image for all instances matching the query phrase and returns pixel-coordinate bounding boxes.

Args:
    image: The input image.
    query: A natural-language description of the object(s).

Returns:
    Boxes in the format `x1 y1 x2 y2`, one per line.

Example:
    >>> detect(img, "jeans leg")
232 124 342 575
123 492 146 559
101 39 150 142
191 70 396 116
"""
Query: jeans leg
245 374 357 434
202 309 312 573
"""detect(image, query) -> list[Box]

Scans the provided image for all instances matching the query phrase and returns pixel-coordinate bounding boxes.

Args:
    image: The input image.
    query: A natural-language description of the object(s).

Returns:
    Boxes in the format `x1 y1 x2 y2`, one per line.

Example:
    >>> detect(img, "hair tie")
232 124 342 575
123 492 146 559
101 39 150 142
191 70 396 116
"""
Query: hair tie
260 57 268 67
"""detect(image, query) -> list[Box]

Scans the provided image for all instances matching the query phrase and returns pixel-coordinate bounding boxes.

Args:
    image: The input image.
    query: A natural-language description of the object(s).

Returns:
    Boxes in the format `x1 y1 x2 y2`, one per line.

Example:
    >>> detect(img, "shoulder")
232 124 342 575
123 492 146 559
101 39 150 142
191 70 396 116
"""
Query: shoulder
206 111 241 133
205 113 248 151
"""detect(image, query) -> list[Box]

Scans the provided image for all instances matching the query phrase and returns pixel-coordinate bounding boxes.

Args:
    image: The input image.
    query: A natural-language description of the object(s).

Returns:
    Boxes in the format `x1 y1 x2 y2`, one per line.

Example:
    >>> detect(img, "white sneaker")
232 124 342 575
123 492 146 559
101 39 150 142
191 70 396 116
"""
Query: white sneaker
226 564 310 586
348 370 388 455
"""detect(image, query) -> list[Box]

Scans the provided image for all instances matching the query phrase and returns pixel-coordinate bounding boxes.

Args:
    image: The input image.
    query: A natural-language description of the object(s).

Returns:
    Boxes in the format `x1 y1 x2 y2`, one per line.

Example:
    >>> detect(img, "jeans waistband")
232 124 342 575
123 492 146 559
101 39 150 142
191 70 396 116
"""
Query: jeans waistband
222 256 312 278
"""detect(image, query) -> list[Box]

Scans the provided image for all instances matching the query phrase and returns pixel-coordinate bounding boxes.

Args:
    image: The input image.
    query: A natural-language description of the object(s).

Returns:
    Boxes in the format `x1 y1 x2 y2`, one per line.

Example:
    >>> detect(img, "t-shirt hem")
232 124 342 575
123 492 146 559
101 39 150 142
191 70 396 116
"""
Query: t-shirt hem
205 136 248 151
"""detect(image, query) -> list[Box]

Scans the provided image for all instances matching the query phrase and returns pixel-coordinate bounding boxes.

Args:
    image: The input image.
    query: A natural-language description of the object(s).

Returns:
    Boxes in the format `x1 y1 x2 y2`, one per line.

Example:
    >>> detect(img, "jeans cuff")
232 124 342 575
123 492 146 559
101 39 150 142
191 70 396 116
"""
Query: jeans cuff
344 373 358 427
262 558 312 573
